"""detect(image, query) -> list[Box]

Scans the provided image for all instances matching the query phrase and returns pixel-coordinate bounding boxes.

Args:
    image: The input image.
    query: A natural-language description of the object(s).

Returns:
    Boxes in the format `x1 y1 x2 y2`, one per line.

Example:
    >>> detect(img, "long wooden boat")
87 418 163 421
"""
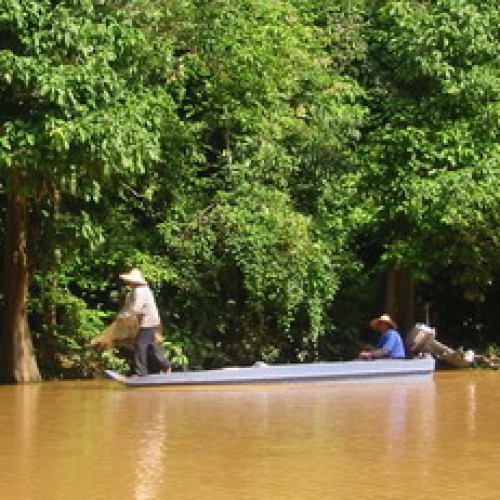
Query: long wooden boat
105 357 435 387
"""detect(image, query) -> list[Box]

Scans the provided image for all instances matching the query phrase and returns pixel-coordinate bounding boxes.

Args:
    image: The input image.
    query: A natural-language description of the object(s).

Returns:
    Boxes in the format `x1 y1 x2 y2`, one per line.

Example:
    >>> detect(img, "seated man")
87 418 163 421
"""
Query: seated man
359 314 406 359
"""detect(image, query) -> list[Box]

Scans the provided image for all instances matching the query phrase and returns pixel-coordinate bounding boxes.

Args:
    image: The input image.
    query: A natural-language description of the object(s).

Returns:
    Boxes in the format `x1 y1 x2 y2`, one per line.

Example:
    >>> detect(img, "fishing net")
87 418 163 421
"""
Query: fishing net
91 317 164 351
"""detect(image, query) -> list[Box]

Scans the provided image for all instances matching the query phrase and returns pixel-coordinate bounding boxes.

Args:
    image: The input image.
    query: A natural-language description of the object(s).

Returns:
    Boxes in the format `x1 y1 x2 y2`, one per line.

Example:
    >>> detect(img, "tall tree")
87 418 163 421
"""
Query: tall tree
357 1 500 317
0 0 176 381
154 0 366 364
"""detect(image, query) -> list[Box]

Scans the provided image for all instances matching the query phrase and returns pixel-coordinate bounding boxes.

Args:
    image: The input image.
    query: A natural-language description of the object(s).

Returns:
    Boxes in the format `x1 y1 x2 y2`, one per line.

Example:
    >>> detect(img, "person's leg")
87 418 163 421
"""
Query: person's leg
134 327 155 376
148 328 171 372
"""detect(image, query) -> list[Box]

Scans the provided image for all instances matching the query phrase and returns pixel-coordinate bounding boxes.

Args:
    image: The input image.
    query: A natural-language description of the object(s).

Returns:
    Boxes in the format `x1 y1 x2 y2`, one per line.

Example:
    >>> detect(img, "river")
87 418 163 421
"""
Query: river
1 370 499 500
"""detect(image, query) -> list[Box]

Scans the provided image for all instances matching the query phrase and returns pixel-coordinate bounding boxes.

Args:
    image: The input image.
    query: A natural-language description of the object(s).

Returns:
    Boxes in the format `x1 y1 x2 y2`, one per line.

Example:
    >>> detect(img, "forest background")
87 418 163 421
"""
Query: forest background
2 0 500 382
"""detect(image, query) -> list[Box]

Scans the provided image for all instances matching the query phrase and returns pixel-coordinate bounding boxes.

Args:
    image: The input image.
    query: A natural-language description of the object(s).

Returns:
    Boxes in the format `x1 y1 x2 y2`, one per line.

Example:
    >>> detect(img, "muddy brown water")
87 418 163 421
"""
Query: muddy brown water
1 370 499 500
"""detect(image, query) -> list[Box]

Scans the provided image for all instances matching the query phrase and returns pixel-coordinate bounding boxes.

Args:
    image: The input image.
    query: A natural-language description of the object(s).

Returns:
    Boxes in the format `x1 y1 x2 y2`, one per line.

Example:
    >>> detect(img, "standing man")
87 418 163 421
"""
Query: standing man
359 314 406 359
118 268 171 376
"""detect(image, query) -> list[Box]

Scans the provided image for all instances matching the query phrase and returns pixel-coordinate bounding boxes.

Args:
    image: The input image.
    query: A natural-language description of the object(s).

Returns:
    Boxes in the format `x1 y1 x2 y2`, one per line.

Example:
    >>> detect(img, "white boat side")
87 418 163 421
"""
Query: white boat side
105 358 435 387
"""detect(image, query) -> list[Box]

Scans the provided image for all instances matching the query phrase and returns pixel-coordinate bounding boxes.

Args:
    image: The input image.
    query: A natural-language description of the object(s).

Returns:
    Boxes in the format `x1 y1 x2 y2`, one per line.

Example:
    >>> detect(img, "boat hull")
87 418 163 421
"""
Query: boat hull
105 358 435 387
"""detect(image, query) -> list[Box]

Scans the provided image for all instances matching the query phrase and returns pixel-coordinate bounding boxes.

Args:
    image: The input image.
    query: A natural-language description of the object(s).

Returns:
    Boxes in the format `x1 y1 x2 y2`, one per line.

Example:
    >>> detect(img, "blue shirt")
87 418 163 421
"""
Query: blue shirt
376 328 406 358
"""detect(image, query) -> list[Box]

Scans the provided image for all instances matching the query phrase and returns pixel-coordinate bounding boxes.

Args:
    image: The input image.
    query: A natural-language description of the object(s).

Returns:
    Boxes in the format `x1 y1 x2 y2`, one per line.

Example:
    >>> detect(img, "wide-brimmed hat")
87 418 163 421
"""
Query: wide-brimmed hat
119 268 147 285
370 314 397 331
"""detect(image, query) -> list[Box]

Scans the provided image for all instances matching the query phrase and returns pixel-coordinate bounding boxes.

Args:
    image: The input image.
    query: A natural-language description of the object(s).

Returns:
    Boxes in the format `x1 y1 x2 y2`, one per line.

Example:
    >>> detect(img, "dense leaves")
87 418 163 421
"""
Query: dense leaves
1 0 500 379
358 1 500 293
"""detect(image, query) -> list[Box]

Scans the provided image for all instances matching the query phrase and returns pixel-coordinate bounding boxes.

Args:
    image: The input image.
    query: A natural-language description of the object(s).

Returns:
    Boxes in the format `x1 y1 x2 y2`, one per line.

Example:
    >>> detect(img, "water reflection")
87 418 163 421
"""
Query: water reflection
10 384 41 499
132 401 167 499
466 381 477 436
2 372 500 500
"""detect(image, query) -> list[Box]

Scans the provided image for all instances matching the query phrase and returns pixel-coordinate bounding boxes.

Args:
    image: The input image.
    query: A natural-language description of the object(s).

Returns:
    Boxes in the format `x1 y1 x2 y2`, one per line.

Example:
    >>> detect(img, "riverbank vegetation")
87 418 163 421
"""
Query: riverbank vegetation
2 0 500 381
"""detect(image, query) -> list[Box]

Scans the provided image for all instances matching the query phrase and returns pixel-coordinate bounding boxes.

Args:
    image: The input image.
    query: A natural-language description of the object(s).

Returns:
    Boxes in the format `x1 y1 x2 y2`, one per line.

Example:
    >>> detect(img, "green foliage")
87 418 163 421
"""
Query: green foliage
30 281 109 378
100 348 130 374
0 0 177 194
3 0 500 378
159 181 340 364
357 0 500 299
0 0 180 378
145 0 366 366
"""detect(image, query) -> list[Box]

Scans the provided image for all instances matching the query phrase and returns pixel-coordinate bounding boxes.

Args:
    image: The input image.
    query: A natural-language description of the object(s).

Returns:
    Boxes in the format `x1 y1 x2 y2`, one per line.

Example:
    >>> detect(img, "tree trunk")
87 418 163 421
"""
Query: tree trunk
384 266 415 336
0 170 41 383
